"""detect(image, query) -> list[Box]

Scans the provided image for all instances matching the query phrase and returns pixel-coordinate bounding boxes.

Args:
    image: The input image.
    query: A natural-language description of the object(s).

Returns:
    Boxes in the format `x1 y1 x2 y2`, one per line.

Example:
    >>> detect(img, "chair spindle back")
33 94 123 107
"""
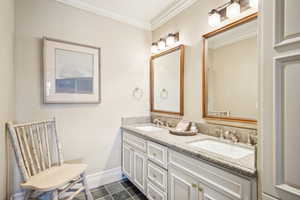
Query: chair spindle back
6 119 64 182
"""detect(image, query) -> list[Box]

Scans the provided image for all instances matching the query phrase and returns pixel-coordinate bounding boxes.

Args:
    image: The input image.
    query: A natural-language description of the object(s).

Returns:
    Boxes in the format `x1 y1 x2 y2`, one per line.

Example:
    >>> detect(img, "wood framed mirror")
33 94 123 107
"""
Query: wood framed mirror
150 45 184 115
202 13 258 124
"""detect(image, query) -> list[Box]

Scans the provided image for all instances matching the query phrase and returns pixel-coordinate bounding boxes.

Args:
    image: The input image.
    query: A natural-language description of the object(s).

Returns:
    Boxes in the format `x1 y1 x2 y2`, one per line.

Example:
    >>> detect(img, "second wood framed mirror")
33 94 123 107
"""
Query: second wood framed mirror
150 45 185 115
202 13 258 124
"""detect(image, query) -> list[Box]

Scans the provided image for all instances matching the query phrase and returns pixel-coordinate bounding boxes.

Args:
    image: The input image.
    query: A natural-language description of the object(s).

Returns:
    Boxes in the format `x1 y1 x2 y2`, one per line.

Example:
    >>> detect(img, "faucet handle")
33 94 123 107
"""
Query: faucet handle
247 133 253 145
230 130 239 143
224 130 230 138
164 121 170 128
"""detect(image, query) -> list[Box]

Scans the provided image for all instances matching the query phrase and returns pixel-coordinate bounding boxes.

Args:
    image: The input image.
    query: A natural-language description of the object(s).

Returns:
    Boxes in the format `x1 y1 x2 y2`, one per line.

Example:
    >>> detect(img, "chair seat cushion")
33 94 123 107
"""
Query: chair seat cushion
21 163 87 191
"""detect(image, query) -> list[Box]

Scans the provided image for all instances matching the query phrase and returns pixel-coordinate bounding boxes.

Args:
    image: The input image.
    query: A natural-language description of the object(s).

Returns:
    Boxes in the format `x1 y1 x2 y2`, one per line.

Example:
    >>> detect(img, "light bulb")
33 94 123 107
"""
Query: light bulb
249 0 258 9
166 33 176 46
151 43 158 54
208 11 221 27
226 1 240 18
158 39 166 50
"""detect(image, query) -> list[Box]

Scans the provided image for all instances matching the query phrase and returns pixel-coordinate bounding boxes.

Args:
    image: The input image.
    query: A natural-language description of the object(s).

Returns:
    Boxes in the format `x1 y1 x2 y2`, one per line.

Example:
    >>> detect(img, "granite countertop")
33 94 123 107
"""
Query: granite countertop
122 123 257 178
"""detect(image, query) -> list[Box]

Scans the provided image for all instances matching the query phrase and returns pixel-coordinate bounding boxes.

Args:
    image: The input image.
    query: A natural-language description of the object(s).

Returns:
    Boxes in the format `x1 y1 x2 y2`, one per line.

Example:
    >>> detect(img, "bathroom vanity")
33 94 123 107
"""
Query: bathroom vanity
122 12 259 200
121 121 257 200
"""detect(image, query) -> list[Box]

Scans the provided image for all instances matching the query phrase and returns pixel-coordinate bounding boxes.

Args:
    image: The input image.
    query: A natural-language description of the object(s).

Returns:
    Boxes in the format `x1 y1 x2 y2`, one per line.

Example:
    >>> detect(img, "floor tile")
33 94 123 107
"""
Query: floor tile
120 179 134 188
105 182 125 194
74 193 85 200
127 186 141 196
92 186 109 199
132 193 148 200
111 190 131 200
98 195 113 200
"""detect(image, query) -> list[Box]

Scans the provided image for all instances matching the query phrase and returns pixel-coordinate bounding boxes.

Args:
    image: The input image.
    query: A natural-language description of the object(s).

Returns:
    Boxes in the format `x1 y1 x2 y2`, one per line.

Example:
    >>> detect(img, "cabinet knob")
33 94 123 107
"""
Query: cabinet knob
153 174 157 178
198 186 203 192
192 183 197 188
152 153 157 157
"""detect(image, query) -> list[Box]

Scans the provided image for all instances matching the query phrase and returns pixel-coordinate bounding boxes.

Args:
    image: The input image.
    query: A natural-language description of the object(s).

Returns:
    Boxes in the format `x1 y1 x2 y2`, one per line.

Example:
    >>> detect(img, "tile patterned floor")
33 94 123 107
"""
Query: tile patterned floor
75 178 148 200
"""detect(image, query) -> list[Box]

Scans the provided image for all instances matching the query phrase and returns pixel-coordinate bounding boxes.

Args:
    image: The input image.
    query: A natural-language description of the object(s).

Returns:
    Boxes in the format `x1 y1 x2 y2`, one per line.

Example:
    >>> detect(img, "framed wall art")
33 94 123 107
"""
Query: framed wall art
43 37 101 104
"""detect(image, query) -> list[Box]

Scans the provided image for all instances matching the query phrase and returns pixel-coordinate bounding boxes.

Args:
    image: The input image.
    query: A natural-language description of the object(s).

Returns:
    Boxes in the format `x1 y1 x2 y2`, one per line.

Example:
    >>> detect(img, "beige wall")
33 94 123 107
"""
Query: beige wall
152 0 225 121
0 0 15 199
14 0 150 193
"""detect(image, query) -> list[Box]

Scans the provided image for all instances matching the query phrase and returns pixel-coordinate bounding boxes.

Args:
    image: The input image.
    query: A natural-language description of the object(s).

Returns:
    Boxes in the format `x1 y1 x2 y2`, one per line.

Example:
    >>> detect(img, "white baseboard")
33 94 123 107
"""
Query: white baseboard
87 167 123 189
10 167 124 200
262 193 280 200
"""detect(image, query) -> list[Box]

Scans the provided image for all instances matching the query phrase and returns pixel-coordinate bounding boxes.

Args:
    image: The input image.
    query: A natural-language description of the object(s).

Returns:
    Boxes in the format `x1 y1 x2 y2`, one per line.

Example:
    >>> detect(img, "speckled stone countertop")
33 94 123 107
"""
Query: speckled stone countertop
122 123 257 178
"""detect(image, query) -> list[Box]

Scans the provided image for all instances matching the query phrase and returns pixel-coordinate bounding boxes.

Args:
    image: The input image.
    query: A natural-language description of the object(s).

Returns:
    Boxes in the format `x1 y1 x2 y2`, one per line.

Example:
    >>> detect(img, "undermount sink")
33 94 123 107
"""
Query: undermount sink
135 125 164 132
188 139 254 159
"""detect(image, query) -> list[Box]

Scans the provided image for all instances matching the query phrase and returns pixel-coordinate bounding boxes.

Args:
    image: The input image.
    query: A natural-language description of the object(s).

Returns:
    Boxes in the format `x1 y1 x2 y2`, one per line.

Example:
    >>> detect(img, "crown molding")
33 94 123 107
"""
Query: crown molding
54 0 197 31
55 0 151 30
151 0 198 30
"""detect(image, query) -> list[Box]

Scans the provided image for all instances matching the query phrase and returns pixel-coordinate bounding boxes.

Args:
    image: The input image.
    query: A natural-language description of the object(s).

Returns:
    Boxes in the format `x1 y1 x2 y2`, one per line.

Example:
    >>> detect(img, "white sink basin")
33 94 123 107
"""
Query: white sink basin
189 139 254 159
135 125 164 132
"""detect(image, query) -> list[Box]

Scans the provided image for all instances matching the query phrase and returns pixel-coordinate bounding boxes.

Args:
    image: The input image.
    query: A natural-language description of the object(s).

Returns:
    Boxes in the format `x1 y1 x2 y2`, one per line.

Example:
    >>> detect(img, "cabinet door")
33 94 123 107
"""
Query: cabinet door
122 143 133 179
261 0 300 199
169 164 198 200
133 151 147 192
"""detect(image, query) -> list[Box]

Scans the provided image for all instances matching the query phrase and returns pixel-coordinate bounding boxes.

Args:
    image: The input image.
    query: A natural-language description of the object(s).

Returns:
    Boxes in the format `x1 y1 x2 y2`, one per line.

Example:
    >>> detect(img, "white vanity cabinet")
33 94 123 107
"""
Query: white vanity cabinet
169 164 199 200
122 132 147 193
122 143 134 179
168 150 256 200
169 164 232 200
122 130 257 200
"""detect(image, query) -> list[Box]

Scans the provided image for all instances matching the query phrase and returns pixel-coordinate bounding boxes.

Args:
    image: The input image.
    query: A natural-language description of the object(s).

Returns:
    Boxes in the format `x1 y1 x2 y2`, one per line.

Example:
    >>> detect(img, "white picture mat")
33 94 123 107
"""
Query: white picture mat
44 39 100 103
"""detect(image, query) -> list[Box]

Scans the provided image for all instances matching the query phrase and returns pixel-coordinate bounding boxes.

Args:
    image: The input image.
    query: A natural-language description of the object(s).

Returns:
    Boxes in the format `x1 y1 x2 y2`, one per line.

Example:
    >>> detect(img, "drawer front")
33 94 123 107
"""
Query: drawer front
123 131 146 152
147 161 168 191
147 141 168 168
147 181 167 200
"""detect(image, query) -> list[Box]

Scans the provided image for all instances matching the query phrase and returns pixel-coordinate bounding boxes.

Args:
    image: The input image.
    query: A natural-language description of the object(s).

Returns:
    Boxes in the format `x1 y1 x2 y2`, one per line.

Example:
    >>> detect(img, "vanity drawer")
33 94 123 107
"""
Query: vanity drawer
147 161 168 191
147 181 167 200
123 131 146 152
147 141 168 169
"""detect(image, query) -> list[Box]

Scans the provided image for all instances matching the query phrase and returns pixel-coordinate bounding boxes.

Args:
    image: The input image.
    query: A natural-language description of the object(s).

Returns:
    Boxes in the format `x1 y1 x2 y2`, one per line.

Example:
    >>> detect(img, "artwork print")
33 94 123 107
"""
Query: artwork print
43 38 101 103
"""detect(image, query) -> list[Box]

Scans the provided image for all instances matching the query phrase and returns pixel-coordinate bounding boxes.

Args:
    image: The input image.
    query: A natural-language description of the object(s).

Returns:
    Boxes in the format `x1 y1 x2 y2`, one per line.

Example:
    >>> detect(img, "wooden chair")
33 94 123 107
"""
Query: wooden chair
6 119 94 200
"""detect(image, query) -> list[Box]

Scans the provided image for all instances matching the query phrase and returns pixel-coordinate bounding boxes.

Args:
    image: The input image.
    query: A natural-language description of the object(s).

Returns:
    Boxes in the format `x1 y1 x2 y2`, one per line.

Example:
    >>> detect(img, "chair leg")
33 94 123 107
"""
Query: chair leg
52 190 59 200
81 172 93 200
24 190 32 200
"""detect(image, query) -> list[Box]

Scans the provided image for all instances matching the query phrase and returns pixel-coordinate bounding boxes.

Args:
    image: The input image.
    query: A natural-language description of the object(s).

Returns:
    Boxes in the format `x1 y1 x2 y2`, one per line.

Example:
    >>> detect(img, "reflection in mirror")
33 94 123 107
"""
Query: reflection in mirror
150 45 184 115
203 15 258 123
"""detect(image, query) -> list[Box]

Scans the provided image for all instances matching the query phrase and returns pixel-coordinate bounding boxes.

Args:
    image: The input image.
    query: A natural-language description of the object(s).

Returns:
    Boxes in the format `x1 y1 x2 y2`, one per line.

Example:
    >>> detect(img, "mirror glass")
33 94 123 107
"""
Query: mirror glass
204 19 258 121
151 45 184 115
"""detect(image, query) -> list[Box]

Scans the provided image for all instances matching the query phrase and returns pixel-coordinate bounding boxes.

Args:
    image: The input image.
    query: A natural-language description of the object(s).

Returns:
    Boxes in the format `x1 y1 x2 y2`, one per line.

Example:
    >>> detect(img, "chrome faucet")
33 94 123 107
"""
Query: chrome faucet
153 119 164 127
224 130 239 143
215 127 225 139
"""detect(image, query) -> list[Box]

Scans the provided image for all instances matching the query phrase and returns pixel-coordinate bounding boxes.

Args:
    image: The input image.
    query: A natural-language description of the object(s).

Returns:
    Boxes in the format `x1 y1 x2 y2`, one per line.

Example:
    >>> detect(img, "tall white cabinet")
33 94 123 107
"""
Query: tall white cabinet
261 0 300 199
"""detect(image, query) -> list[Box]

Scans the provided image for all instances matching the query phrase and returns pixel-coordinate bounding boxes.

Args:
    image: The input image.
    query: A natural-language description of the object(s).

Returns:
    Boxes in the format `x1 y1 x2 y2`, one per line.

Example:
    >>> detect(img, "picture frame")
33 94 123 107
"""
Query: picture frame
43 37 101 104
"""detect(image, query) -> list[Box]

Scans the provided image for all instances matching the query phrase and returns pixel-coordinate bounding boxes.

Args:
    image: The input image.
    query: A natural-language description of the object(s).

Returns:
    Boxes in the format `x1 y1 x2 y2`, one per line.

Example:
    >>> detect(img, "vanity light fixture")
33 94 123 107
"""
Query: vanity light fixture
249 0 258 9
166 33 176 46
158 39 166 50
151 33 179 54
151 42 158 54
226 0 241 18
208 9 221 27
208 0 257 27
